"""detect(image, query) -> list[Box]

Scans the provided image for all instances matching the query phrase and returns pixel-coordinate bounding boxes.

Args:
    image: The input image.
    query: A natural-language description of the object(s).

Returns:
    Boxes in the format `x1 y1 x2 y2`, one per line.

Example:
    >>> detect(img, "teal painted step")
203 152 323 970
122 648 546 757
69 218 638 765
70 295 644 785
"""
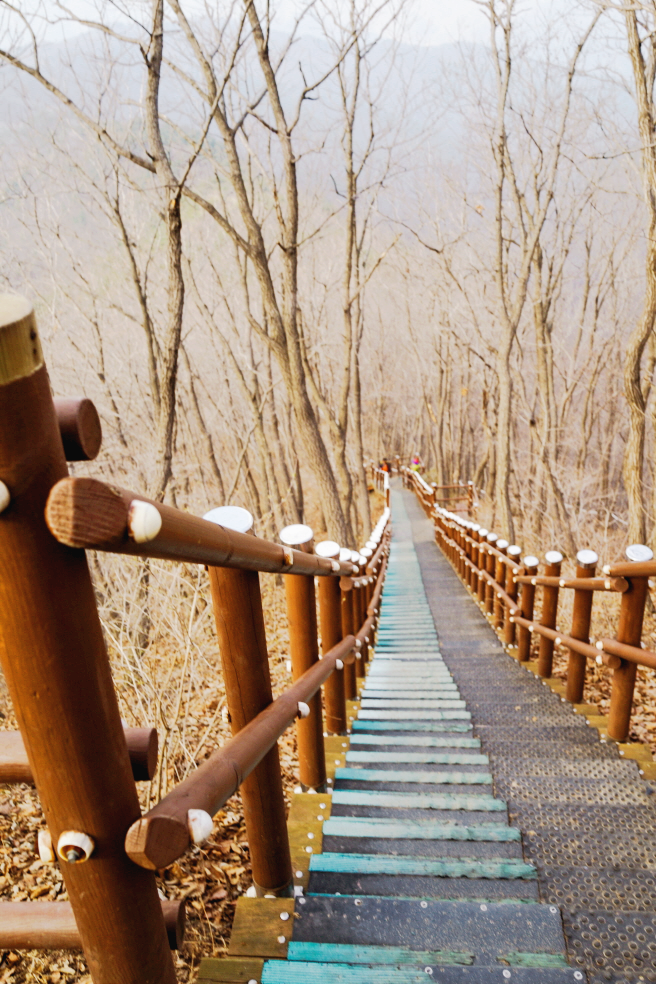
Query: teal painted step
336 767 492 785
322 817 520 841
362 691 460 699
287 943 473 964
364 674 454 681
360 700 466 709
261 963 578 982
369 654 443 660
365 675 453 682
350 734 478 747
352 721 472 732
309 853 537 879
346 752 488 765
358 710 471 721
374 641 439 646
365 674 454 682
331 789 506 811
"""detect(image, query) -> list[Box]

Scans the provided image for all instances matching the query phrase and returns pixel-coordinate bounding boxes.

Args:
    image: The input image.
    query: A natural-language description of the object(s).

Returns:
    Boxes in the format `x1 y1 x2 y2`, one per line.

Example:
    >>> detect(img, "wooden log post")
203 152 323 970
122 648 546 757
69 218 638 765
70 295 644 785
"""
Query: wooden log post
565 549 598 704
493 540 509 629
279 524 327 793
348 552 364 676
458 526 467 580
477 530 489 604
517 556 539 662
355 553 371 670
205 505 292 897
468 525 480 591
316 541 347 734
469 527 480 593
537 551 563 678
340 569 357 700
0 296 176 984
485 533 498 613
607 545 652 742
504 546 522 646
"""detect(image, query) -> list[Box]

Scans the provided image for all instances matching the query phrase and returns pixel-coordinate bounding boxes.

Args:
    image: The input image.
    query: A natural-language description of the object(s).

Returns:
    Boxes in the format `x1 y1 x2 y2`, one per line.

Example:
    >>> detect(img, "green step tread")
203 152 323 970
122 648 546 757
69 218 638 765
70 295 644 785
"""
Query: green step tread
287 943 473 965
322 818 521 841
350 735 480 747
309 853 536 879
331 789 506 811
346 752 488 765
351 721 473 733
336 767 492 784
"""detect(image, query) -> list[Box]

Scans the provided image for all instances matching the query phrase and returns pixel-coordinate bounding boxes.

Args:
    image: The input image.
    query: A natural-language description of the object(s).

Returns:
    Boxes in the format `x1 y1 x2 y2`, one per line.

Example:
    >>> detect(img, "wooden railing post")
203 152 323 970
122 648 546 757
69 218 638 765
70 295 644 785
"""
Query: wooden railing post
607 545 652 742
477 529 489 603
279 524 327 793
537 550 563 678
0 297 176 984
485 533 498 613
206 506 292 897
493 540 508 629
504 545 522 646
517 556 539 661
468 524 480 592
316 541 347 734
565 549 598 704
340 569 357 700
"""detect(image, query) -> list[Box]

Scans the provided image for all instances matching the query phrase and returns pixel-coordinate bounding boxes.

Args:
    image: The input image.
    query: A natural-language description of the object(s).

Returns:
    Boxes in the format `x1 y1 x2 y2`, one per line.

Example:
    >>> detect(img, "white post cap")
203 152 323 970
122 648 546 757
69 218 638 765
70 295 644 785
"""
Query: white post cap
204 505 254 533
626 544 654 562
545 550 564 564
279 524 314 546
315 540 340 559
576 549 599 567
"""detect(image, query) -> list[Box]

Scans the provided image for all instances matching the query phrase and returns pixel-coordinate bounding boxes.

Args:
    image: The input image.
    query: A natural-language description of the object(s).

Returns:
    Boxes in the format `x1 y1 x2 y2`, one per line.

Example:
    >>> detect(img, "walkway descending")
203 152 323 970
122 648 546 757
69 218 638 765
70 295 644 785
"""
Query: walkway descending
256 489 581 983
203 485 656 984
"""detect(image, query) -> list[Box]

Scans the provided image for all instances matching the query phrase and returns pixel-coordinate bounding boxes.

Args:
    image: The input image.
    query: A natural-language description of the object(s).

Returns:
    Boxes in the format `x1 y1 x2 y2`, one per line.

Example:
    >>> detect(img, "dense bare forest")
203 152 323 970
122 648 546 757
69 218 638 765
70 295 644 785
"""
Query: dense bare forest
3 0 656 555
4 0 656 977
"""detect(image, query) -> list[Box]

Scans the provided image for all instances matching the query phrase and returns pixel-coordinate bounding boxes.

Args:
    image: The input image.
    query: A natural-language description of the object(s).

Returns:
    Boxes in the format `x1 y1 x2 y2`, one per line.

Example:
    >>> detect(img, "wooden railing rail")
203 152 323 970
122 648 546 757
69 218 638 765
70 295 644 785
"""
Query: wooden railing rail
0 295 390 982
402 468 476 519
402 465 655 746
45 476 356 578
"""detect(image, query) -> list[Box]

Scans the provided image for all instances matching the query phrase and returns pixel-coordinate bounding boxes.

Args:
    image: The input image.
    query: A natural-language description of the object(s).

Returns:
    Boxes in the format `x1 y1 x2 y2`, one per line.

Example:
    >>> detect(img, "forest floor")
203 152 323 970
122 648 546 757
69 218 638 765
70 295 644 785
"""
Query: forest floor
0 575 299 984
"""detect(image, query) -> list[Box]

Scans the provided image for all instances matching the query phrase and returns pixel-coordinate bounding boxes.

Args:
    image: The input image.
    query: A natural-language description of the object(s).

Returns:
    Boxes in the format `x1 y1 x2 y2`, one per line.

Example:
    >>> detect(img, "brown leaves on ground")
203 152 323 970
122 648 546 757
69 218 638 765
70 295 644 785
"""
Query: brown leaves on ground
0 574 299 983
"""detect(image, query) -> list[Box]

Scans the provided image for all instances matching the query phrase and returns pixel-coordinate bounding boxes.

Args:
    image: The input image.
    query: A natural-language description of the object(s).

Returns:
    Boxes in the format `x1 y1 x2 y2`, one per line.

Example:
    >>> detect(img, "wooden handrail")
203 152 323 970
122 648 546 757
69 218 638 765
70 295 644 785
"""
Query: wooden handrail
124 633 356 871
45 477 356 577
514 575 627 592
0 900 185 951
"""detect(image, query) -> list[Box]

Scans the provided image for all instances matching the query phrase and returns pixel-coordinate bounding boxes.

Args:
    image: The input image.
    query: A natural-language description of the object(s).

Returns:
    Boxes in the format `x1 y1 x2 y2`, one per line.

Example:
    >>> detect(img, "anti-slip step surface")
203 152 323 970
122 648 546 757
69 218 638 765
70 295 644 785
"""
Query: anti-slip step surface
401 485 656 984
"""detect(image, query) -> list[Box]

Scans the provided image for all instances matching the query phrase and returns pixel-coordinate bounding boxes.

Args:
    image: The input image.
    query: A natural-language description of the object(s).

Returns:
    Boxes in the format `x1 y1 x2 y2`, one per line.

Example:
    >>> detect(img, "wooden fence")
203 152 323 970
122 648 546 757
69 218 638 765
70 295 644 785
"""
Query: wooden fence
406 470 476 518
0 296 390 982
404 466 655 747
